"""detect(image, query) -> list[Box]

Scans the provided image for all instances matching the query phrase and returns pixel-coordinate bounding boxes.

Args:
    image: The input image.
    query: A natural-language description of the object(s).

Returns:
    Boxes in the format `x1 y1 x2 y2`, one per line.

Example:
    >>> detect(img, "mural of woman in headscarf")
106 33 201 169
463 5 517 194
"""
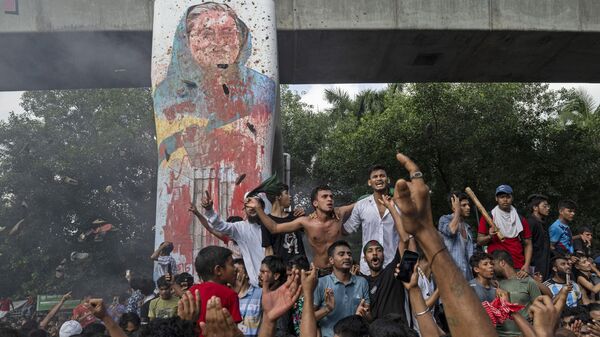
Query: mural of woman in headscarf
153 1 277 271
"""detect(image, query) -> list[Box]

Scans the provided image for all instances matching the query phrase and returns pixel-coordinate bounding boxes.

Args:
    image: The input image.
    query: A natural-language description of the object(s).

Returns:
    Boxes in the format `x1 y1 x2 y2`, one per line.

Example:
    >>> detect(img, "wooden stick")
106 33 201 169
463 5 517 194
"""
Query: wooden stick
464 187 504 241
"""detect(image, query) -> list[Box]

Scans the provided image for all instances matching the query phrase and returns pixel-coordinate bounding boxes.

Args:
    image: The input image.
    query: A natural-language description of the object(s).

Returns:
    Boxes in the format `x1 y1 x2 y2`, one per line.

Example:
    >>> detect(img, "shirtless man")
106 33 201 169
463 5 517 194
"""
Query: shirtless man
248 185 354 270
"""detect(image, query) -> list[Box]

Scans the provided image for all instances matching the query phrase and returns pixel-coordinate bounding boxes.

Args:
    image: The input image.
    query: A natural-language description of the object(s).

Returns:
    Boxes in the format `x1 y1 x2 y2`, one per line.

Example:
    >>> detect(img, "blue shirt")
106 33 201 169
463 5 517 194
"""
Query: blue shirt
549 219 574 254
438 214 474 279
544 279 581 308
314 273 370 337
238 285 262 337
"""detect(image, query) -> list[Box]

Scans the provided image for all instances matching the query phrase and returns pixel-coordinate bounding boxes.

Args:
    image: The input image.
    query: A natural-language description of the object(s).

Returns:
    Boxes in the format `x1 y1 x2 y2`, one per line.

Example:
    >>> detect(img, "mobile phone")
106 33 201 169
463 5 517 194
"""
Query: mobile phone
396 250 420 283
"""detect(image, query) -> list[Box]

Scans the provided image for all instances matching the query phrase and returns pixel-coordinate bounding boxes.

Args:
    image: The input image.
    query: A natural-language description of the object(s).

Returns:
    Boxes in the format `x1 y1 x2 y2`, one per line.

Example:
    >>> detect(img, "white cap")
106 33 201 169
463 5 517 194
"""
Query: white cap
59 320 83 337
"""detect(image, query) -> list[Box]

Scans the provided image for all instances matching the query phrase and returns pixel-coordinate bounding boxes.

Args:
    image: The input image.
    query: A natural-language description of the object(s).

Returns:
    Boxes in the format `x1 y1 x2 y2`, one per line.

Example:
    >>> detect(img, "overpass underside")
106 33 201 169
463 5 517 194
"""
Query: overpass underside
2 29 599 91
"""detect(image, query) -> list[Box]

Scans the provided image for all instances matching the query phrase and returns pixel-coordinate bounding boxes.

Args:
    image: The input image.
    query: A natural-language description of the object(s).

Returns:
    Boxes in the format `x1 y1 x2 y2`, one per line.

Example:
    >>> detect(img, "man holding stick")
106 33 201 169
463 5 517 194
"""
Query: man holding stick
475 185 533 279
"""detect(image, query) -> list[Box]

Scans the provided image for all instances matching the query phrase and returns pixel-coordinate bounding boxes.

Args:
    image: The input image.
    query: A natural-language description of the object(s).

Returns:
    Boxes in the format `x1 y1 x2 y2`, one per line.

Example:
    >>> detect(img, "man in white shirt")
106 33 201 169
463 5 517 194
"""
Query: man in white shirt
343 165 400 275
199 190 265 287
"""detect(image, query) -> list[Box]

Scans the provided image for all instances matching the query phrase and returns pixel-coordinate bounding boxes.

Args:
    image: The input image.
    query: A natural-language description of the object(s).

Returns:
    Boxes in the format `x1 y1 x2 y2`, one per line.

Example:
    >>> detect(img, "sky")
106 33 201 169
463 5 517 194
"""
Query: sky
2 83 600 121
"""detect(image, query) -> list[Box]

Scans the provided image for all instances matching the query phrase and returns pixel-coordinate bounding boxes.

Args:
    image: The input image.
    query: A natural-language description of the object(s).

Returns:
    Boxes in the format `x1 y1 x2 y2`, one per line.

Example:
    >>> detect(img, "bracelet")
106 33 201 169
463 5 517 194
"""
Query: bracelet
415 307 430 317
430 246 448 267
404 235 414 243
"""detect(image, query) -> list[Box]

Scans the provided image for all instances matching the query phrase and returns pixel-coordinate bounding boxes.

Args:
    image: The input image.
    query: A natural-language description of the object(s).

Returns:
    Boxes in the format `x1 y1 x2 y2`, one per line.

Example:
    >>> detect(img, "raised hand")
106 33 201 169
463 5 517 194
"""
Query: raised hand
61 291 72 302
293 206 305 217
244 197 261 210
189 202 200 215
355 299 370 318
201 190 213 210
177 290 201 322
262 269 302 321
451 195 460 214
528 295 559 337
88 298 107 320
495 288 510 302
200 296 243 337
301 264 318 294
377 194 395 210
400 264 419 290
392 153 434 235
324 288 335 313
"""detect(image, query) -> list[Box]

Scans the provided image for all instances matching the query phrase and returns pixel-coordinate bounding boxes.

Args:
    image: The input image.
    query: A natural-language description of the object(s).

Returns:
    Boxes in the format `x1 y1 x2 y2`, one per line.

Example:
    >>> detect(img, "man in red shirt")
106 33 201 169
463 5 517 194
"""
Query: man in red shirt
189 246 242 337
477 185 533 279
72 295 98 329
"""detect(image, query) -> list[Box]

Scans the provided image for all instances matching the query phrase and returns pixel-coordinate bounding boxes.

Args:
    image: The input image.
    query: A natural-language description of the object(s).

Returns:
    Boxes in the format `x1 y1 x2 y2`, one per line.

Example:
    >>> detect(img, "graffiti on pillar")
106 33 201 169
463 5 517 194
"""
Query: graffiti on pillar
4 0 18 14
151 0 278 276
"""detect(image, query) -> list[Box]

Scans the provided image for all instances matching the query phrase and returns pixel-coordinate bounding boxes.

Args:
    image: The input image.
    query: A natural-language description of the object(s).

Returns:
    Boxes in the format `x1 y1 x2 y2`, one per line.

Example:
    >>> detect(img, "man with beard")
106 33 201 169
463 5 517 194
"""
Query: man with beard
313 240 370 337
201 190 264 287
343 165 400 275
544 256 582 308
491 250 541 336
250 185 354 271
526 194 551 280
363 194 416 322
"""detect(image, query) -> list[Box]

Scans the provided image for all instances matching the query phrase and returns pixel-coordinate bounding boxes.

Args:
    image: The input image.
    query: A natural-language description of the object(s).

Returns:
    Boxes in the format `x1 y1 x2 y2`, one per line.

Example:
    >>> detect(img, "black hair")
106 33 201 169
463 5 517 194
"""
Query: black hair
139 317 196 337
194 246 232 281
157 275 171 289
0 326 21 337
579 226 592 234
233 258 245 265
527 194 549 213
266 183 289 203
20 320 38 335
369 315 419 337
311 185 332 203
333 315 370 337
368 164 387 177
226 216 243 222
558 199 577 211
587 303 600 312
327 240 351 258
261 255 287 286
448 191 469 208
83 323 106 335
551 255 569 268
119 312 141 332
469 251 493 277
287 255 310 271
27 329 48 337
491 250 514 268
175 272 194 286
160 242 174 255
130 278 156 296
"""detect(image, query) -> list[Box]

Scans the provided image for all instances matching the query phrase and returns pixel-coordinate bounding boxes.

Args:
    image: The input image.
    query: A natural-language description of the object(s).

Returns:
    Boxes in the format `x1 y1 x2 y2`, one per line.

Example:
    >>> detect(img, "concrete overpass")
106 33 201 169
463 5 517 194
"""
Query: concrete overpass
1 0 600 90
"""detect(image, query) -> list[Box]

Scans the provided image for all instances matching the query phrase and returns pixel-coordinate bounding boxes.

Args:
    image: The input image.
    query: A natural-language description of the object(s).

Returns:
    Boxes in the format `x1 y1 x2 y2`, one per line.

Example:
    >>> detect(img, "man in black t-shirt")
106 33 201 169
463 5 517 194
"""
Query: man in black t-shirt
363 240 408 322
526 194 551 280
262 183 306 264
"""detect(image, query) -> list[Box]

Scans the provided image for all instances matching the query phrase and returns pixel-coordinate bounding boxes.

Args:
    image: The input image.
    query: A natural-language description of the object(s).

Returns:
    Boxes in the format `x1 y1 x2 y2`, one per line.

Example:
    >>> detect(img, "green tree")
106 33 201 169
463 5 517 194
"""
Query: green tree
0 88 156 297
559 88 600 127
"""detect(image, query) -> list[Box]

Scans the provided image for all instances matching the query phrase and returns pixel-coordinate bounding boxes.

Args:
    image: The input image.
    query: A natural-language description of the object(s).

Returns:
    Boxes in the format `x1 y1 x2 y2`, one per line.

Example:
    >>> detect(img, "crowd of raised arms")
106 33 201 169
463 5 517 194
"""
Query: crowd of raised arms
2 153 599 337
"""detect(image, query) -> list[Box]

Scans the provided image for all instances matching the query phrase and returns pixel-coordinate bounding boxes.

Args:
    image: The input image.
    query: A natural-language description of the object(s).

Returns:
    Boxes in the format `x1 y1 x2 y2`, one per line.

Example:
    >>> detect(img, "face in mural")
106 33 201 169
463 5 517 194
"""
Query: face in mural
187 8 242 68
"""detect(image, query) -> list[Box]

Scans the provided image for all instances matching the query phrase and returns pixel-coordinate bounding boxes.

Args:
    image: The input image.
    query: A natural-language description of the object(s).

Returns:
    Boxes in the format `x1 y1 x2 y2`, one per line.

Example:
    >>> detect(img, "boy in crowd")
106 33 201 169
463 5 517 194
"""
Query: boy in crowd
550 199 577 254
526 194 551 280
148 275 179 320
189 246 242 336
438 192 474 279
150 241 178 280
468 251 497 302
234 258 262 337
262 183 306 263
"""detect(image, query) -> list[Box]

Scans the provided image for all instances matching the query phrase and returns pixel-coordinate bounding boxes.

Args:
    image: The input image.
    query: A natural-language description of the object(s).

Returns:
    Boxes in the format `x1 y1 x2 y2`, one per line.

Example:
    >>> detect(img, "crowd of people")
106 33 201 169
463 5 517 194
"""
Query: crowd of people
2 153 599 337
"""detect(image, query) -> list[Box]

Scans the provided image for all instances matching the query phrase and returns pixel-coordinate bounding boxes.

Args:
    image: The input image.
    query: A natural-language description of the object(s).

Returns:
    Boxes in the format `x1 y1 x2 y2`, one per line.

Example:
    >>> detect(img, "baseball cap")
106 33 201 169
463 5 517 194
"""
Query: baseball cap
59 320 82 337
495 185 513 196
363 240 383 254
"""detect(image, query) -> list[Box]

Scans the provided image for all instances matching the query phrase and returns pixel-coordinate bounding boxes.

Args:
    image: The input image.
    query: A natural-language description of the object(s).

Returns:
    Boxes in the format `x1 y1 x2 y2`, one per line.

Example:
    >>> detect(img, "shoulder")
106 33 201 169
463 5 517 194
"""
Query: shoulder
438 214 453 225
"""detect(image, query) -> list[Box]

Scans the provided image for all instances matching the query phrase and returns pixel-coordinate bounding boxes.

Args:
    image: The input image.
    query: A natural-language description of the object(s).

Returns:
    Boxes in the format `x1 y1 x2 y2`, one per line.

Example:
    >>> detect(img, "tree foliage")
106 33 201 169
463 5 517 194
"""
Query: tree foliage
0 88 156 297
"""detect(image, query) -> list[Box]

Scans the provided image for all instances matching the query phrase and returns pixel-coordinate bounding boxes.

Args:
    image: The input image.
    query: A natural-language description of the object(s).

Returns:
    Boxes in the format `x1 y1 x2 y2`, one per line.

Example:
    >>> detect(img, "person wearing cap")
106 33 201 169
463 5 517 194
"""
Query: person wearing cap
476 185 533 279
200 190 264 287
343 164 400 276
59 320 82 337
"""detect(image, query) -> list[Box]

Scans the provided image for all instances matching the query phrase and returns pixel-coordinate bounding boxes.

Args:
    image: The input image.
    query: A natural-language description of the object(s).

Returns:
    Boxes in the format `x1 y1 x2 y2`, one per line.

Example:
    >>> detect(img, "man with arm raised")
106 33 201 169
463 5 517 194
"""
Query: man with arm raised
248 185 354 271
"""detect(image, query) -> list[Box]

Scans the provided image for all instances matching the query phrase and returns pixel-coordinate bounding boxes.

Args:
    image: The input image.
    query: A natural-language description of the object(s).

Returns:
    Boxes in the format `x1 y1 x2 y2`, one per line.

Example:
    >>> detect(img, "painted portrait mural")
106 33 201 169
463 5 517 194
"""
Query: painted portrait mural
151 0 279 276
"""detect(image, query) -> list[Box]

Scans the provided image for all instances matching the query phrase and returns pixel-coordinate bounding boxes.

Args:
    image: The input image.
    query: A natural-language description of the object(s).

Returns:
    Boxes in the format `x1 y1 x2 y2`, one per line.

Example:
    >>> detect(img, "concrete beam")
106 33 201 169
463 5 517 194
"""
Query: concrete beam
2 0 600 90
